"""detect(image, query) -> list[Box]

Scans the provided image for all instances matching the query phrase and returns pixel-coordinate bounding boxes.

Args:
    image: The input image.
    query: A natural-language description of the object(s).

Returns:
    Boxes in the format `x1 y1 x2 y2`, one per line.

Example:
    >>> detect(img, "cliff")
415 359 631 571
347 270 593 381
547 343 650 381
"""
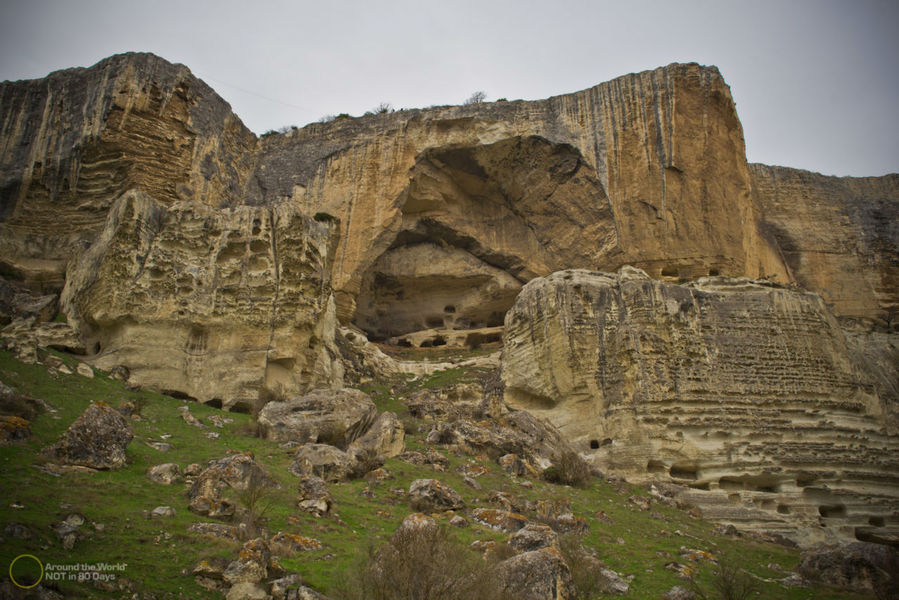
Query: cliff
502 268 899 544
751 164 899 324
0 53 256 289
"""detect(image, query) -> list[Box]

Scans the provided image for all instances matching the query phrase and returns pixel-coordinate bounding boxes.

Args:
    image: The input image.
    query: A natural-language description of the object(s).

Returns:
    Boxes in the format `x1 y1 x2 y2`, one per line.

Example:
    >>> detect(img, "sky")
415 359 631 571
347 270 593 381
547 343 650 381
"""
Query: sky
1 0 897 177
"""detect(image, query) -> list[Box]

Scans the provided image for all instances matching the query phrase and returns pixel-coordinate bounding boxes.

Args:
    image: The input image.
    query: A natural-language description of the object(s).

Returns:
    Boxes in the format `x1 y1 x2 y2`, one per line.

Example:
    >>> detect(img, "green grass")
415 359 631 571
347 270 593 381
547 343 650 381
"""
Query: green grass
0 349 872 599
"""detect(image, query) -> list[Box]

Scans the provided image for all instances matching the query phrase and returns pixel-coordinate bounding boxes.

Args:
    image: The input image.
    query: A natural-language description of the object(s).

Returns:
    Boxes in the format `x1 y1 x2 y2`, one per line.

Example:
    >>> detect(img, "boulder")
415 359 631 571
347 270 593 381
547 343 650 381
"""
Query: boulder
510 524 559 552
49 402 133 469
147 463 180 485
258 388 377 448
348 410 405 458
405 383 483 421
0 415 31 445
270 532 323 554
150 506 175 518
498 547 575 600
223 537 271 584
408 479 464 512
297 475 333 516
471 508 529 533
189 453 273 517
225 582 268 600
798 542 899 595
289 444 353 482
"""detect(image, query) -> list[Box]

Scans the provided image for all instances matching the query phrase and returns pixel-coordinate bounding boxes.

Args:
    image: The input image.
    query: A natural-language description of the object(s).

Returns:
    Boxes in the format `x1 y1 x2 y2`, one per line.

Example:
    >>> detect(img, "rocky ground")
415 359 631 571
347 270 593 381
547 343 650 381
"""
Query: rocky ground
1 346 894 599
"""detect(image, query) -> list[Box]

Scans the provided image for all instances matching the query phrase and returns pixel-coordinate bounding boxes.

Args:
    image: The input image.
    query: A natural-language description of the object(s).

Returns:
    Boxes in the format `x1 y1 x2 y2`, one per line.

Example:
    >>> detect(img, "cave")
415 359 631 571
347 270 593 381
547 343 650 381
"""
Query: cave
352 135 616 348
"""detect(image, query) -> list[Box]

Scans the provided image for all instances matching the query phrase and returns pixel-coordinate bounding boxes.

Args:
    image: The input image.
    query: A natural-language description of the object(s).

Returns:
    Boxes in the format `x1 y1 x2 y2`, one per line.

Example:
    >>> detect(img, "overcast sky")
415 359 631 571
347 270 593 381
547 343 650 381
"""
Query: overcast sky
1 0 896 177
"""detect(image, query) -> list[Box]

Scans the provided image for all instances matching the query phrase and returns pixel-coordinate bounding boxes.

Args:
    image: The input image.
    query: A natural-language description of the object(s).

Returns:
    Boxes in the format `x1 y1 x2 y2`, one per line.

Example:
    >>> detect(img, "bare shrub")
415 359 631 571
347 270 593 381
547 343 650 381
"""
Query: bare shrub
229 468 276 540
557 533 616 598
333 525 510 600
542 450 592 488
689 556 760 600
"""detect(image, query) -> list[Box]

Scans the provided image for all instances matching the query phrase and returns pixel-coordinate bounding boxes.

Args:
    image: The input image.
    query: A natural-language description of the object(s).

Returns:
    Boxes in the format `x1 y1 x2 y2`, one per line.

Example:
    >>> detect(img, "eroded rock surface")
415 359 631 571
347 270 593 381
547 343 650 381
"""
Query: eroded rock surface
502 268 899 544
49 401 133 469
60 190 342 409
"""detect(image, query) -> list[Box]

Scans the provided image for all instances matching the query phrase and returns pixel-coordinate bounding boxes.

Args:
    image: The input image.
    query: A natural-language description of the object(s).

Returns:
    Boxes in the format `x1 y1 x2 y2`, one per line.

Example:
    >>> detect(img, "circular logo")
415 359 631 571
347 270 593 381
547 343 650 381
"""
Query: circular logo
9 554 44 589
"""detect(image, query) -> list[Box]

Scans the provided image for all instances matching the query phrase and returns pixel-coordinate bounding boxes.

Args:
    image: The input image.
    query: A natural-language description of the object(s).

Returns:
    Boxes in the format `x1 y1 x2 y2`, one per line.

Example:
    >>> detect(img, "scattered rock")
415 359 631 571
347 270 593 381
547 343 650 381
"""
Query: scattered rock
188 522 239 541
4 522 32 539
193 557 230 592
225 581 268 600
289 444 353 482
450 515 468 528
628 494 651 511
398 512 438 534
499 453 529 476
798 542 899 595
663 585 696 600
471 508 529 533
270 532 323 554
146 440 174 452
258 388 377 447
49 402 133 469
0 415 31 444
147 463 180 485
223 537 271 585
189 453 273 517
498 547 575 600
408 479 464 512
348 410 405 458
150 506 175 518
510 523 558 552
179 406 204 427
109 365 130 381
779 573 809 587
270 573 304 600
75 362 94 378
297 475 333 516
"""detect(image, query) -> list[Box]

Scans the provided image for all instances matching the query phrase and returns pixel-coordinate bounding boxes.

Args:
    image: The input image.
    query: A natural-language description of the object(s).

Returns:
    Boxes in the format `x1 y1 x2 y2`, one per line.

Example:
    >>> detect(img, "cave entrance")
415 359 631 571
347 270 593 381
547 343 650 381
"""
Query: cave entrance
352 135 617 349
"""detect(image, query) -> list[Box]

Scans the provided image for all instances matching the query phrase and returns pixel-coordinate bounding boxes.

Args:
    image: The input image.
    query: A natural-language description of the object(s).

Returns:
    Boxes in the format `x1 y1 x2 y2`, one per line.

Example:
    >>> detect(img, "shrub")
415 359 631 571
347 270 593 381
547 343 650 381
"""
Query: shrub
689 556 760 600
333 525 509 600
542 450 592 488
464 91 487 105
228 468 276 540
557 533 616 598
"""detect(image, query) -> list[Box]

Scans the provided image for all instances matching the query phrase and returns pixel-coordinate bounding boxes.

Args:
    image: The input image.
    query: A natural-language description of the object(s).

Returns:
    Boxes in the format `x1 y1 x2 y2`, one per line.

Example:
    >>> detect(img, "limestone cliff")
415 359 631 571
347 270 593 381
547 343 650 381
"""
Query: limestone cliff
502 268 898 544
254 63 790 329
751 164 899 323
60 189 341 409
0 53 256 290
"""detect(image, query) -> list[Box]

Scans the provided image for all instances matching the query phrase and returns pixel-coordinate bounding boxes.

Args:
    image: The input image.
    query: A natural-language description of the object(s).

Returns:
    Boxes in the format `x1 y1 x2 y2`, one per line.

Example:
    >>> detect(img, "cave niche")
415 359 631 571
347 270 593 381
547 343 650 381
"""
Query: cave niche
352 135 618 348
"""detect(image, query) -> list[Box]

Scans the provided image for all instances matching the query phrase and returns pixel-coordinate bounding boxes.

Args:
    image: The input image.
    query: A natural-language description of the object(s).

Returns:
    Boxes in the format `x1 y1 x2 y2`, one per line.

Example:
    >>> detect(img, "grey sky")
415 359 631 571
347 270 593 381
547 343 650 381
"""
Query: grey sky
1 0 896 177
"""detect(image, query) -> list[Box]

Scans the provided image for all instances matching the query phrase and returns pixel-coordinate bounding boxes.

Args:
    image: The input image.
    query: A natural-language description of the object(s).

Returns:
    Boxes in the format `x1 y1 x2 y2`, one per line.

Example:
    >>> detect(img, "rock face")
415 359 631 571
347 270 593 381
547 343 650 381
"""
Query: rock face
59 190 341 409
502 268 899 544
751 164 899 323
49 402 133 469
0 53 256 291
258 388 376 446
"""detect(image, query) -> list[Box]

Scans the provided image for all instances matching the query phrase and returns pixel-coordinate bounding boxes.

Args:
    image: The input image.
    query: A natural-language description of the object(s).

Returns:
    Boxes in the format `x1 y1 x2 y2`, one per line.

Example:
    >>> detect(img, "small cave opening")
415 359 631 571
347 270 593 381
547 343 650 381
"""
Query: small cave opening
589 439 601 450
206 398 224 409
818 504 846 519
669 463 699 480
868 516 885 527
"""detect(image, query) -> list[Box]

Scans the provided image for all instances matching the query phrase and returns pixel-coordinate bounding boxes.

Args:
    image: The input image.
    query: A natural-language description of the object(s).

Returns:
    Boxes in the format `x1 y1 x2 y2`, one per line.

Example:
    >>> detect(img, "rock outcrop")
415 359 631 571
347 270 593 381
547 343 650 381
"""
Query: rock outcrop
502 268 899 545
49 401 133 469
59 189 341 409
751 164 899 323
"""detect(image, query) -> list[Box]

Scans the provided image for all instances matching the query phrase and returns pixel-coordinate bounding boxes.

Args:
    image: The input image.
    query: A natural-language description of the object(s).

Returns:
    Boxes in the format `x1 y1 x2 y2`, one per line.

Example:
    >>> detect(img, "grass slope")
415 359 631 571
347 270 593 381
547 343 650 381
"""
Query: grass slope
0 349 870 599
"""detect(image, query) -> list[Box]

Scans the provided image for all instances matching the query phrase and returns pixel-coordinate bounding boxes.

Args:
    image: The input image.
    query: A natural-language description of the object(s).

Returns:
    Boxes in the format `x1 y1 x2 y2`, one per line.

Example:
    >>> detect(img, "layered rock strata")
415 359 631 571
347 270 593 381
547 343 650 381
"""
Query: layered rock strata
751 164 899 323
60 189 341 409
0 53 256 290
502 268 899 545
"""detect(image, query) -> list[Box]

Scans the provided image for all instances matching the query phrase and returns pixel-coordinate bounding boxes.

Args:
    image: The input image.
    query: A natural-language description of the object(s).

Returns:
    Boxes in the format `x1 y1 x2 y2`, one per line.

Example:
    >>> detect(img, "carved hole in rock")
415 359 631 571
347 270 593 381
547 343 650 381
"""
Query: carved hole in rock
689 481 711 491
230 401 252 414
719 474 781 493
661 266 679 277
465 331 501 348
760 499 776 510
669 463 698 480
646 458 665 472
868 516 885 527
351 136 615 349
251 218 261 235
163 389 199 402
818 504 846 518
708 268 720 276
777 504 791 514
590 439 601 450
93 342 102 355
249 240 268 253
396 338 412 347
206 398 224 409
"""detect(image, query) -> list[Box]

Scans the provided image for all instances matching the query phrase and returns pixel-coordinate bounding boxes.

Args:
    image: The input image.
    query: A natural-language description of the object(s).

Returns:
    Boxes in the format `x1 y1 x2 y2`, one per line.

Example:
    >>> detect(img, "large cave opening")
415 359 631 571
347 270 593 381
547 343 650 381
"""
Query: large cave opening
352 135 619 349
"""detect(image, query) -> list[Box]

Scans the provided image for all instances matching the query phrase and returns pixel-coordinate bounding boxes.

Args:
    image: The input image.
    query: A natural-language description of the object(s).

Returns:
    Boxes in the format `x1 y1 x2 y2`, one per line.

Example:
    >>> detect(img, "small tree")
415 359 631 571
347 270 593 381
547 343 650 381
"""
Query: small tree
464 91 487 105
373 102 393 114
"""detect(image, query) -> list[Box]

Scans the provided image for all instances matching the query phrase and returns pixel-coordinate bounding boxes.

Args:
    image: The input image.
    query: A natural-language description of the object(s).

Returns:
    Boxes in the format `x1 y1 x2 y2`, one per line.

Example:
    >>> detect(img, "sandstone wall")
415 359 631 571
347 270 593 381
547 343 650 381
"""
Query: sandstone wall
60 189 341 409
751 164 899 323
251 63 791 323
502 268 899 544
0 53 257 289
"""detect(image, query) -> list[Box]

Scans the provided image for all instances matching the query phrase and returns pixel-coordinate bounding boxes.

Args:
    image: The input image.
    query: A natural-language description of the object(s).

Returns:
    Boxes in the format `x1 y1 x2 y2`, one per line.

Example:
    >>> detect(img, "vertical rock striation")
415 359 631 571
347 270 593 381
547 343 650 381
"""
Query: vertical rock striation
751 164 899 323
